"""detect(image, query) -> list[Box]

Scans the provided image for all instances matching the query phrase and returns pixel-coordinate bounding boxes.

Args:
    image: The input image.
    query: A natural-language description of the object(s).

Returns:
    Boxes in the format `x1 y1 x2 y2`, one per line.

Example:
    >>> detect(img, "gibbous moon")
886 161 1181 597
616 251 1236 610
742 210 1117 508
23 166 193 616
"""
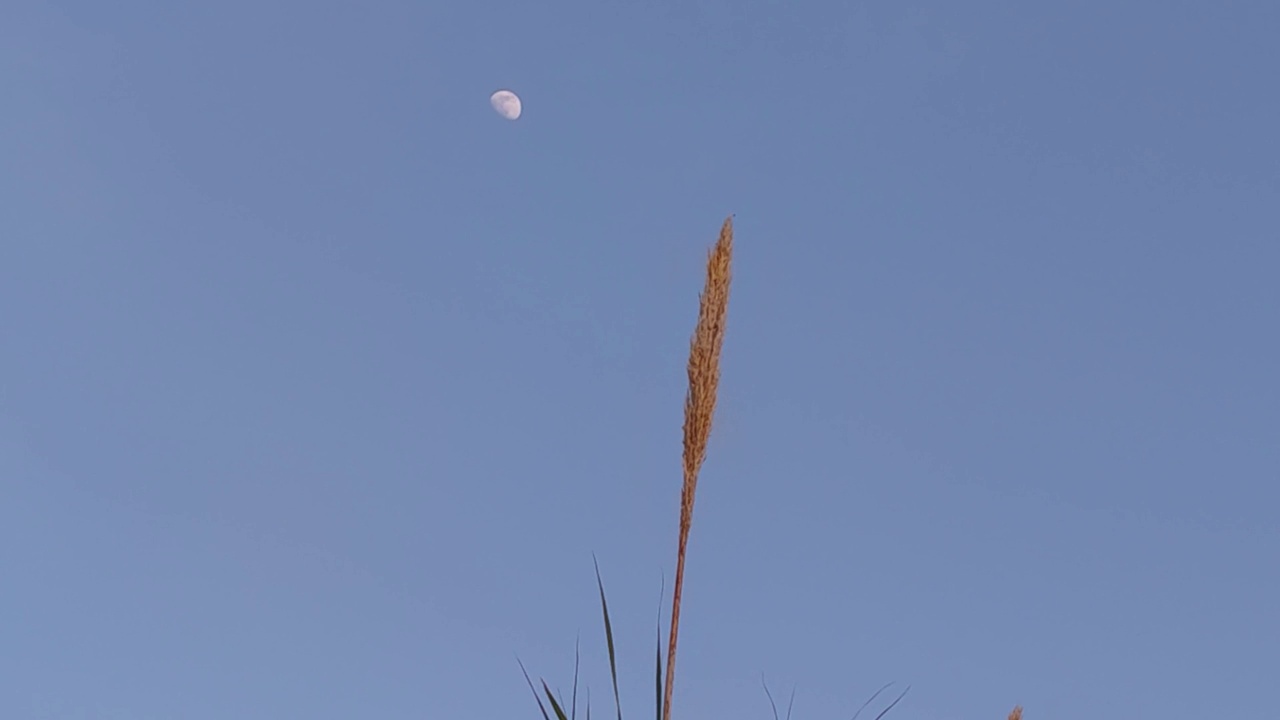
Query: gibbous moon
490 90 522 120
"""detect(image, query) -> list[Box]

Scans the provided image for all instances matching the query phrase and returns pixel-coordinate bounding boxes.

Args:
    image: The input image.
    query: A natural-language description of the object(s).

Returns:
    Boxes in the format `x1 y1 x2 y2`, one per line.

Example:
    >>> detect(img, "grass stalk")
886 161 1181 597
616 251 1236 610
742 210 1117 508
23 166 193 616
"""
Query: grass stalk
663 216 735 720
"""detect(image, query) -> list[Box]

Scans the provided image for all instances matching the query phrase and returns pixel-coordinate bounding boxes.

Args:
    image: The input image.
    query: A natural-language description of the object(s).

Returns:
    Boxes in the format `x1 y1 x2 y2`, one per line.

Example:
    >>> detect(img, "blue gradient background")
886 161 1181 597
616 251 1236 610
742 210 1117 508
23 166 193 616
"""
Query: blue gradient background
3 1 1277 718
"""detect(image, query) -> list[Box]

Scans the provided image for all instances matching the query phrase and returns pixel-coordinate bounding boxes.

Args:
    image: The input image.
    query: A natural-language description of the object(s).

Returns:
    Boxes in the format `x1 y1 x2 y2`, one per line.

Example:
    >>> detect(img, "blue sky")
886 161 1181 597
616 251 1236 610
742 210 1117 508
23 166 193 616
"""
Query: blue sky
3 1 1278 718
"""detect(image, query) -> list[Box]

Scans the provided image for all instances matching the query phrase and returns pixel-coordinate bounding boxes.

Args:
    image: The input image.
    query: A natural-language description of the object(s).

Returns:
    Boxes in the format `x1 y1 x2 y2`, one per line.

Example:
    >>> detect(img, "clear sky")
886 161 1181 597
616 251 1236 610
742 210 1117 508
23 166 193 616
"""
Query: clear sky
3 1 1278 718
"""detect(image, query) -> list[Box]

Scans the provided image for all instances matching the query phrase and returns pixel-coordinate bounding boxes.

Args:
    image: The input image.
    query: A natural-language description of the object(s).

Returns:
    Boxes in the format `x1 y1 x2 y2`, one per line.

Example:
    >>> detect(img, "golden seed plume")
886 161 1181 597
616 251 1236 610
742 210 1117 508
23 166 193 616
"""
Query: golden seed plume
1007 706 1023 720
663 216 734 720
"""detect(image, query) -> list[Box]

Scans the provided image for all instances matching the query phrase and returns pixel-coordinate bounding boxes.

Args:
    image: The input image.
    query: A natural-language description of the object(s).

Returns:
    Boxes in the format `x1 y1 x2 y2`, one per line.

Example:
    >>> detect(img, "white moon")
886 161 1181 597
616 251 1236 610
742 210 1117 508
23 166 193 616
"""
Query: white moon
490 90 522 120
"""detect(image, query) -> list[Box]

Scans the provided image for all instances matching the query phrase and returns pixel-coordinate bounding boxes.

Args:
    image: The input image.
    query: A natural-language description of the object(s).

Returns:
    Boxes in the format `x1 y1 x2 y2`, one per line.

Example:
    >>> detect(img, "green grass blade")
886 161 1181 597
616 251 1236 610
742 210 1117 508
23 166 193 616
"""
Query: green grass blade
543 679 572 720
655 622 663 720
762 674 780 720
517 657 554 720
850 682 893 720
654 574 665 720
593 554 624 720
872 686 910 720
571 637 581 720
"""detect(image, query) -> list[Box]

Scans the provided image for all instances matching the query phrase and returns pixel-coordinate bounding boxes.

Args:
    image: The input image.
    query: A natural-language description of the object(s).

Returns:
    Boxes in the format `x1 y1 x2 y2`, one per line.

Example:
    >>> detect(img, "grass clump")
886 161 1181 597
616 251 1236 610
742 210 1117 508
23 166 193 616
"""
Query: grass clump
516 216 1023 719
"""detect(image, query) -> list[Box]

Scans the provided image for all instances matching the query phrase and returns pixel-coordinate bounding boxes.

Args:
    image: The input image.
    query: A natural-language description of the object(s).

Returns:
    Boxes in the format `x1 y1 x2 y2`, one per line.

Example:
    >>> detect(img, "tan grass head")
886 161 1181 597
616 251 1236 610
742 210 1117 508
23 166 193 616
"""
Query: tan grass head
663 215 734 720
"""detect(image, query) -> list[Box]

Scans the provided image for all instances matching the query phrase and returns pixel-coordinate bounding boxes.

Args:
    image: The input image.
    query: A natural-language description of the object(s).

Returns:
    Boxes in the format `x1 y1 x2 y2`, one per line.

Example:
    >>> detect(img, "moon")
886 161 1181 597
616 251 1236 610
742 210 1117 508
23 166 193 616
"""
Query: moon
490 90 522 120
